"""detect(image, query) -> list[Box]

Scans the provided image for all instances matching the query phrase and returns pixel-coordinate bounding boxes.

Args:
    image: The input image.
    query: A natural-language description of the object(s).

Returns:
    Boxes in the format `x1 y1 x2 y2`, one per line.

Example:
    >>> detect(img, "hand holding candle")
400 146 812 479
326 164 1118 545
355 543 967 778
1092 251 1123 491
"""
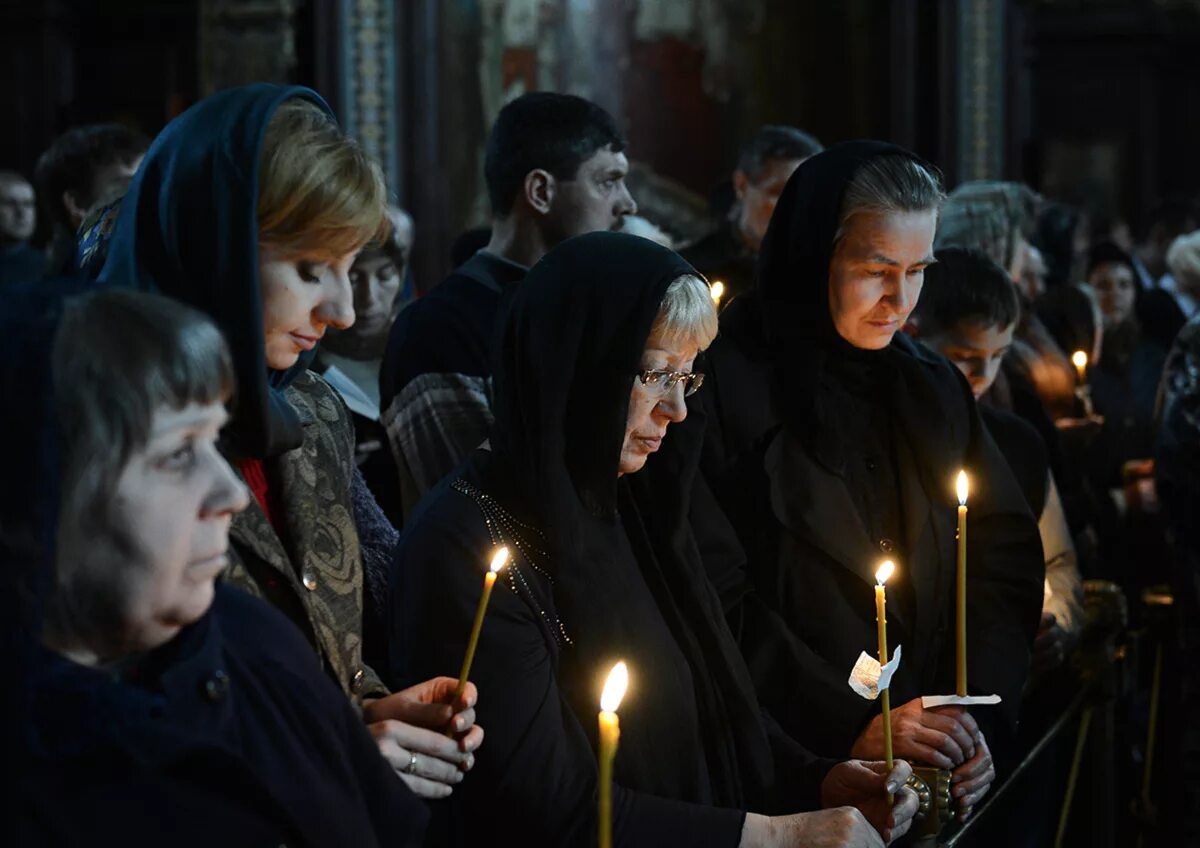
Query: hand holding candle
452 547 509 712
598 661 628 848
875 560 895 804
955 471 968 697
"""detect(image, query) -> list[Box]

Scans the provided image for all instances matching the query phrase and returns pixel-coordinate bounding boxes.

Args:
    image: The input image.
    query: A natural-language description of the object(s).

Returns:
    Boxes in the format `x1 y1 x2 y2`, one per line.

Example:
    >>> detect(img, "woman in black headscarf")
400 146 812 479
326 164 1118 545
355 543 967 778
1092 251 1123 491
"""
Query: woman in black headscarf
390 231 917 847
91 84 480 797
710 143 1043 819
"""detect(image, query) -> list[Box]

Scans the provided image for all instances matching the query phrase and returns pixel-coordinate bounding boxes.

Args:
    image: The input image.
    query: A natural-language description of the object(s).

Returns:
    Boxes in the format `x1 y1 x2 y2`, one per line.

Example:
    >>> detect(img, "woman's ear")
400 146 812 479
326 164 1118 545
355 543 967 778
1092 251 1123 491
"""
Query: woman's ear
524 169 556 216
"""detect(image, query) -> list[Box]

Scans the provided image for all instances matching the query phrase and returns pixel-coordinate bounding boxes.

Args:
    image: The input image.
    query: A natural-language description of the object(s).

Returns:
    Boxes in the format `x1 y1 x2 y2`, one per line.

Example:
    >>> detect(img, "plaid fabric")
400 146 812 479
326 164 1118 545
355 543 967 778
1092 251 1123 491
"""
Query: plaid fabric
382 371 493 515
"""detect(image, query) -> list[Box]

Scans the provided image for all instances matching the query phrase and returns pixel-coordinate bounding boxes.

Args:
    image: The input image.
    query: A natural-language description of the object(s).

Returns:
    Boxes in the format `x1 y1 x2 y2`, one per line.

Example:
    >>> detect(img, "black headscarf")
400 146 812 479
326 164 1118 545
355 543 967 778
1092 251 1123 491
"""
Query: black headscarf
98 84 327 458
487 231 775 807
757 141 951 465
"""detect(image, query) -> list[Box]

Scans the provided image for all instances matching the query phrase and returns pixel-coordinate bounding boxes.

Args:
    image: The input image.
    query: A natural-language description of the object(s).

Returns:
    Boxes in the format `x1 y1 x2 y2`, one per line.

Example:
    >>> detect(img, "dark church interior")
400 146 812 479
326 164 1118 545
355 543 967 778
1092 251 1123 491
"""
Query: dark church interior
3 1 1199 846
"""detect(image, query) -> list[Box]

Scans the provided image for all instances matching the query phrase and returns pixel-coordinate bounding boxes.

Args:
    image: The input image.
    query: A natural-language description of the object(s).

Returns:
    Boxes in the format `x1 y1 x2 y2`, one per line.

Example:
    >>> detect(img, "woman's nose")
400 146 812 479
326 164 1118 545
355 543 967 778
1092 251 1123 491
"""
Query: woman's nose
655 384 689 423
204 455 250 518
322 272 357 330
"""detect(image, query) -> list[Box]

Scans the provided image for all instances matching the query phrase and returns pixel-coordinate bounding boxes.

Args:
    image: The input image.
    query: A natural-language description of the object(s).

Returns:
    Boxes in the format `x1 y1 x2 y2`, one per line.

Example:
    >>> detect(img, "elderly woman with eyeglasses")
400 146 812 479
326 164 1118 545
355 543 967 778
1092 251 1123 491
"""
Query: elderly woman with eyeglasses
389 232 918 848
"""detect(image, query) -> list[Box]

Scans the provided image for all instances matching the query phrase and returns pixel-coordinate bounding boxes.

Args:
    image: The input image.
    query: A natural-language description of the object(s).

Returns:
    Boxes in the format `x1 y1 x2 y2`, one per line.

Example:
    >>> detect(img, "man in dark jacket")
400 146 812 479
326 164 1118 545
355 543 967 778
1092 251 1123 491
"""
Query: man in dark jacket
379 92 637 517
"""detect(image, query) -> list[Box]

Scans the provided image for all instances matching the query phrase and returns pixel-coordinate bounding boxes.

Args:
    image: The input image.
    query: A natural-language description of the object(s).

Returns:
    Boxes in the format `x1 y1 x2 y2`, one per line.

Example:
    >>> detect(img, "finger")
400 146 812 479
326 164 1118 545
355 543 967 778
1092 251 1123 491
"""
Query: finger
399 773 454 799
447 706 477 735
893 737 955 770
955 764 996 797
457 724 485 754
381 720 468 762
407 751 465 786
909 725 965 766
885 760 913 794
953 749 993 784
889 788 918 843
934 706 980 740
919 713 975 760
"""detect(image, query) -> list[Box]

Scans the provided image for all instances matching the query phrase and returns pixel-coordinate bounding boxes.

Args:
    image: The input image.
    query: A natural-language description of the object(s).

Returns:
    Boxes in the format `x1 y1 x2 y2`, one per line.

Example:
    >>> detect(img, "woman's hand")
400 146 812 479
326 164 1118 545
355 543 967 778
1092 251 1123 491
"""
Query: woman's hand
820 760 919 843
951 731 995 820
362 677 485 798
851 699 979 769
740 809 884 848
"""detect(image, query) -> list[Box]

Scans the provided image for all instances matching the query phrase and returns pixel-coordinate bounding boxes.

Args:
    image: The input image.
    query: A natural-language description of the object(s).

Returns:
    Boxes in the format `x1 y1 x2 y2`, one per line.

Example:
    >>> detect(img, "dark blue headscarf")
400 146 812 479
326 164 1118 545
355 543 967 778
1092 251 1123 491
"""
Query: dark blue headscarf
98 84 331 458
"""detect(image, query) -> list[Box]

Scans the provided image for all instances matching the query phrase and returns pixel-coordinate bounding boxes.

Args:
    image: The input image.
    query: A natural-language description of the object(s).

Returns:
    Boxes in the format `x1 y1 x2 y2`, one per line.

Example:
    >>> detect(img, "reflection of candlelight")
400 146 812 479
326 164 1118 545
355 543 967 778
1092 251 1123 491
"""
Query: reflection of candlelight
710 280 725 306
956 471 969 697
599 662 628 848
1072 350 1088 384
875 561 895 804
452 547 509 709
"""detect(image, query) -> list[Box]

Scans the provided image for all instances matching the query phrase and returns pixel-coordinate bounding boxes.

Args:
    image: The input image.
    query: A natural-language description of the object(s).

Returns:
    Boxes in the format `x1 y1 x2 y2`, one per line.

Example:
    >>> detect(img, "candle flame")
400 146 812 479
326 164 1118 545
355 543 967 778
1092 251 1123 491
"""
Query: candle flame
489 547 510 573
710 280 725 304
956 470 969 506
875 560 895 585
600 661 628 712
1071 350 1088 370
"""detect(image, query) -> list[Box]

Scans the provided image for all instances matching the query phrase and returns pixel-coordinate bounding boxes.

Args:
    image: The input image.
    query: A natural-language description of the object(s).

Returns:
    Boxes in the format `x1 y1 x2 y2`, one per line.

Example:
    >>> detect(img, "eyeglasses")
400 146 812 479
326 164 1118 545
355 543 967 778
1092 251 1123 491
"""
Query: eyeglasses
635 369 705 397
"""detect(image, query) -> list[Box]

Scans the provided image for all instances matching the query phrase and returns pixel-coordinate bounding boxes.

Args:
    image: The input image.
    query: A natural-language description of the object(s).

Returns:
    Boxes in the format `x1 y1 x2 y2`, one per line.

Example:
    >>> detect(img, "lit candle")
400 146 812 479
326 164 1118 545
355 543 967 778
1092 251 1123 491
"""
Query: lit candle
598 661 628 848
875 560 896 805
956 471 969 697
709 280 725 306
452 547 509 708
1071 350 1088 384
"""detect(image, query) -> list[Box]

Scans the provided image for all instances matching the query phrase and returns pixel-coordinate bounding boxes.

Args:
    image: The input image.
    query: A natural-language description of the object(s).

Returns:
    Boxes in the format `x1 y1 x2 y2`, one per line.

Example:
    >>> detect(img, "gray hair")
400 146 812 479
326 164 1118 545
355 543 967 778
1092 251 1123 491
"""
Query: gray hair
836 154 946 243
650 274 718 351
737 125 824 182
47 290 234 653
1166 230 1200 294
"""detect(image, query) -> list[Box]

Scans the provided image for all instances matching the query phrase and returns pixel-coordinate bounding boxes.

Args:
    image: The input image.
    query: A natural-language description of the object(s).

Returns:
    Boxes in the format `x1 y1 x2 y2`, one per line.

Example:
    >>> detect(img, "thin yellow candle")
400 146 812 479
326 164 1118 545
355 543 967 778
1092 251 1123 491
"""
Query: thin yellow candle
956 471 969 697
1072 350 1088 384
598 661 628 848
709 280 726 306
452 547 509 707
875 560 895 805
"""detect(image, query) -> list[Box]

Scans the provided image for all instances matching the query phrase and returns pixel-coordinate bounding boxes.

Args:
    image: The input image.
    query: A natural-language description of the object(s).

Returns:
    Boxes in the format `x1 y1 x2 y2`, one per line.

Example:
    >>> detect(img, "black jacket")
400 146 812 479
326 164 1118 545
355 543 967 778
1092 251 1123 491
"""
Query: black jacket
20 584 428 847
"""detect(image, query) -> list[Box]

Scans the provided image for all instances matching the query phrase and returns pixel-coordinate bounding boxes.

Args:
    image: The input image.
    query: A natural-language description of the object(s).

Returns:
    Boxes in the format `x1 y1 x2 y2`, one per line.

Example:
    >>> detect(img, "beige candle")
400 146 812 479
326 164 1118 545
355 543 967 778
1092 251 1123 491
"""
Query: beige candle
956 471 969 697
1072 350 1088 384
875 560 895 805
452 547 510 708
598 661 628 848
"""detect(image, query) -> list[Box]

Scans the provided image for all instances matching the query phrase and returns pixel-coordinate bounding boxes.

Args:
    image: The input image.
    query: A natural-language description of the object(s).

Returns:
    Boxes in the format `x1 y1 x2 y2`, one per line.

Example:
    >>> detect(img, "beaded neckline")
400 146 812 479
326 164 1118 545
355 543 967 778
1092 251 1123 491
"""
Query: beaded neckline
451 479 573 647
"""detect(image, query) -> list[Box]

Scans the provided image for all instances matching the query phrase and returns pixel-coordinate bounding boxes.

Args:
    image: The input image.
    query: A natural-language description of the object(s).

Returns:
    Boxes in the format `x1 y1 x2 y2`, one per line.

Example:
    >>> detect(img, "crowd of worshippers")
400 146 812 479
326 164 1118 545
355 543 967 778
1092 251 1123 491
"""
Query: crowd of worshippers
2 83 1198 848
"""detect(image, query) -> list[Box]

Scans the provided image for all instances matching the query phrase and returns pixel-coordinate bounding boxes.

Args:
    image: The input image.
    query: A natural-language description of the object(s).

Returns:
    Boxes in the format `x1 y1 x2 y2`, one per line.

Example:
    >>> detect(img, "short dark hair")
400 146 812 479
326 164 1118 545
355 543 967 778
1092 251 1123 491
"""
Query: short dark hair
1086 240 1136 280
33 123 149 229
913 247 1020 334
736 125 824 182
484 92 625 216
48 290 234 651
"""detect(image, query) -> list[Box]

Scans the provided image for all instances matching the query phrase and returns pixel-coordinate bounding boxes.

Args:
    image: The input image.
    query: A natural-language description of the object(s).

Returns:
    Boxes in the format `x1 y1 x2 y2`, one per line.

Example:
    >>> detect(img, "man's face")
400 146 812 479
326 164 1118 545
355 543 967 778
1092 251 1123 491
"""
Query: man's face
544 146 637 243
925 320 1016 399
734 157 804 253
1088 261 1137 328
69 155 143 227
0 178 36 243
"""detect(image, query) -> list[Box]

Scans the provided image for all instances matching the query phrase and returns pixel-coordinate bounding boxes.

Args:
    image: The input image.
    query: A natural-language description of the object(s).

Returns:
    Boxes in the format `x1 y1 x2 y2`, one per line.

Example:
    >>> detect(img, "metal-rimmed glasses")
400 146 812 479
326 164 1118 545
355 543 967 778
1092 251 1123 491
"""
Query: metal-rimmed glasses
635 369 706 397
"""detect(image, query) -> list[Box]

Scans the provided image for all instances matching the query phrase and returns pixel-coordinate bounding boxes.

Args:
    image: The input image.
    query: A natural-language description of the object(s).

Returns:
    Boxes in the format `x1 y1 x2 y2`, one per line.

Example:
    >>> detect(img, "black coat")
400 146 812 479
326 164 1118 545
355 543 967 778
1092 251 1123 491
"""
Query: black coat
711 142 1044 761
20 584 428 847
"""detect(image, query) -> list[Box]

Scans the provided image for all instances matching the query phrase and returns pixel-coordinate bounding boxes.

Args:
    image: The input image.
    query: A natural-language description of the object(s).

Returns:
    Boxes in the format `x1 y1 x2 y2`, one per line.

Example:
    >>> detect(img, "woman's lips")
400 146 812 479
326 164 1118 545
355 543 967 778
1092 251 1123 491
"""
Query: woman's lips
635 435 663 452
289 332 321 351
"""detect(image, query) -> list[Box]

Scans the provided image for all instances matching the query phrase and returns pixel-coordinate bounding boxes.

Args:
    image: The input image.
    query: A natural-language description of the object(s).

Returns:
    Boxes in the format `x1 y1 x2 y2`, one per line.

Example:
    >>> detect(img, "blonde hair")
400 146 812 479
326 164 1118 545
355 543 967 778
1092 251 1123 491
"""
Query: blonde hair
650 274 718 351
257 98 388 261
1166 230 1200 294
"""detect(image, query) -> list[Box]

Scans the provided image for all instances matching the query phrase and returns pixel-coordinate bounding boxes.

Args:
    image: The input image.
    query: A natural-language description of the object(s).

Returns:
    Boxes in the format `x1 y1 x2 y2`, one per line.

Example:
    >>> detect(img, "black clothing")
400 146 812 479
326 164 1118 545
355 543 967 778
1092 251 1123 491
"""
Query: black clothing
715 142 1044 758
390 232 836 846
22 585 428 847
681 223 757 302
0 242 45 286
980 406 1049 520
1090 320 1168 487
379 250 528 514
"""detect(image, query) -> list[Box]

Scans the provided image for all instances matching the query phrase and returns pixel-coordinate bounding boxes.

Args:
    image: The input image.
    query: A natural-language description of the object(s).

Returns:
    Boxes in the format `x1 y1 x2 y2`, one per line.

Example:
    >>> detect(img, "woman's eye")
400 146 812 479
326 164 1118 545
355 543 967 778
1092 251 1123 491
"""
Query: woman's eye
162 442 197 472
297 263 321 283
